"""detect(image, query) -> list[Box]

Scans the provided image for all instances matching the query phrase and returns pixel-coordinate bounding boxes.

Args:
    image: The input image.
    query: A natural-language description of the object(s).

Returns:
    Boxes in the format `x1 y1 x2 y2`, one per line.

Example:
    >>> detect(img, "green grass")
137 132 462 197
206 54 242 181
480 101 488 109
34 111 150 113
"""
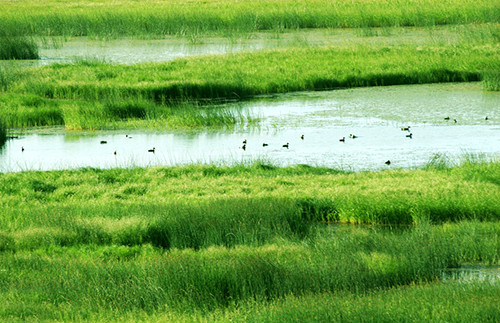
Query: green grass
0 36 39 60
1 41 498 129
1 0 499 39
1 162 500 321
0 120 6 147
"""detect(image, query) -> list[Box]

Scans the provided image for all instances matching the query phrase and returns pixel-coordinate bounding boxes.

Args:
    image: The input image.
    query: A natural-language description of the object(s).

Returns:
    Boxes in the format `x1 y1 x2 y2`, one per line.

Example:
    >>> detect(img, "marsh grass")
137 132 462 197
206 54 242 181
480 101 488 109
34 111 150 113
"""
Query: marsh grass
1 221 500 321
0 36 39 60
0 120 6 147
1 162 500 321
1 0 499 39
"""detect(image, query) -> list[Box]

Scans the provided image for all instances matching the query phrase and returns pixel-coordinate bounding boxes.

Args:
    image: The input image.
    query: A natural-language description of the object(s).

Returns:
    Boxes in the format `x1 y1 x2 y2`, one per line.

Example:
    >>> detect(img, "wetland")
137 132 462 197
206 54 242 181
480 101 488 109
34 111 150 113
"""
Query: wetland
1 1 500 322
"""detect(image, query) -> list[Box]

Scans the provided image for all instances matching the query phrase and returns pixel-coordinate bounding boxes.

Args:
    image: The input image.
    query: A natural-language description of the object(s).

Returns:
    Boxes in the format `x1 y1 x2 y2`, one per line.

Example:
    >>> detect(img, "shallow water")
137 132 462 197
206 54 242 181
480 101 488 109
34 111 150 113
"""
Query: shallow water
442 265 500 283
2 26 467 67
1 82 499 172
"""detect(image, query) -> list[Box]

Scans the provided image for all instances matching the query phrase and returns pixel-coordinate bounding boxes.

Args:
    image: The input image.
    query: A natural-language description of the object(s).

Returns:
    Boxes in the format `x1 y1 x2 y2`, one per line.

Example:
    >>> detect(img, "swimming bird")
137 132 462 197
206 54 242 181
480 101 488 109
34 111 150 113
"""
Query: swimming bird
385 160 391 165
240 144 246 151
401 126 411 131
339 137 345 142
21 146 24 152
350 134 358 139
126 134 132 139
453 119 457 123
242 139 247 144
300 134 304 140
148 147 155 153
113 150 117 155
262 143 268 147
444 117 450 121
485 116 489 120
406 133 413 138
282 143 289 149
100 140 107 144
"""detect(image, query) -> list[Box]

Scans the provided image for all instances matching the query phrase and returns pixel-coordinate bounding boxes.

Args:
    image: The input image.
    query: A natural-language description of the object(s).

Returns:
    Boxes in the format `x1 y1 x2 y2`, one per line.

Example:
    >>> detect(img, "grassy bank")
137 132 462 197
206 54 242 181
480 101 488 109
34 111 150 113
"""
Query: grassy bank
1 0 499 39
0 37 39 60
1 41 498 129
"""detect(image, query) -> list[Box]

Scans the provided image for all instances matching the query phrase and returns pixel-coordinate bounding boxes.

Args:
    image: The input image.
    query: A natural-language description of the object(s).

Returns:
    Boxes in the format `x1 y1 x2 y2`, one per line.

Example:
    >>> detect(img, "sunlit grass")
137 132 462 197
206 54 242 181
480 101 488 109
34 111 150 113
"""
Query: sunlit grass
1 0 499 39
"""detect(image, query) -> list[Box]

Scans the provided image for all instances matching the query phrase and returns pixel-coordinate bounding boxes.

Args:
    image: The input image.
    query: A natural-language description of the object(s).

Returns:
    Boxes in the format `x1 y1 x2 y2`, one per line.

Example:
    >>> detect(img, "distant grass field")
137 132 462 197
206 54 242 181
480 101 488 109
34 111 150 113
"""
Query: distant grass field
1 162 500 322
1 0 499 39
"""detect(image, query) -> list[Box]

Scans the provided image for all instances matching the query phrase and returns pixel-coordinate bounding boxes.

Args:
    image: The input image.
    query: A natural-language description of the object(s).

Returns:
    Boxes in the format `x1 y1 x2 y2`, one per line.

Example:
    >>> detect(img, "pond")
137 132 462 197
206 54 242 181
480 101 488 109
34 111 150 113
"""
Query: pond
1 82 498 172
442 265 500 283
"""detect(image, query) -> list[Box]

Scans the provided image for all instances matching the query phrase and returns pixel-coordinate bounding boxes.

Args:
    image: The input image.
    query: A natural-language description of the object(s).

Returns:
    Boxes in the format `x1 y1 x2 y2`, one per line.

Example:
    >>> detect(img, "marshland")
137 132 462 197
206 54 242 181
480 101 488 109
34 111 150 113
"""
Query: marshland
1 0 500 322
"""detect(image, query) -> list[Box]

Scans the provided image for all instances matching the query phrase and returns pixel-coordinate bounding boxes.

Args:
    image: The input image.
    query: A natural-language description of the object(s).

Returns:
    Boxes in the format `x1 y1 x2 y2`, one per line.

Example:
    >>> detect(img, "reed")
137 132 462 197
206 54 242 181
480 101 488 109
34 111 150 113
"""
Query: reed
0 120 6 147
0 0 499 38
0 36 39 60
8 44 499 105
1 221 499 321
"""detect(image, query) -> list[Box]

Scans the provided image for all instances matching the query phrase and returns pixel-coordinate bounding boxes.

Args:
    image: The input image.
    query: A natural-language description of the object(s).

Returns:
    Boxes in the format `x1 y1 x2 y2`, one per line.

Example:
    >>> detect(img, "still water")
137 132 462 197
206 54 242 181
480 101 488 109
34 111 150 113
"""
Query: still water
1 83 499 172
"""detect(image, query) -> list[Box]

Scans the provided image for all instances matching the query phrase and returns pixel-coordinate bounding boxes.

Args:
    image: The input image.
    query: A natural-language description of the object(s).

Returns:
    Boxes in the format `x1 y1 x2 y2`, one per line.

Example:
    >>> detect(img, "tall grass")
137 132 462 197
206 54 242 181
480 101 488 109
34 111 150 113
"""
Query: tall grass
8 44 499 104
0 37 39 60
0 0 499 38
1 221 500 321
0 120 6 147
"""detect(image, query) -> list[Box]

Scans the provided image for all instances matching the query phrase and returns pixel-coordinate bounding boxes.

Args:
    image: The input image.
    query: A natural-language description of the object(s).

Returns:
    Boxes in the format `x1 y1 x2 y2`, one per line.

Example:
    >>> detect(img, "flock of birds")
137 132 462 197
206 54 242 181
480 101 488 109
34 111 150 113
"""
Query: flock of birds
16 115 490 167
236 115 490 166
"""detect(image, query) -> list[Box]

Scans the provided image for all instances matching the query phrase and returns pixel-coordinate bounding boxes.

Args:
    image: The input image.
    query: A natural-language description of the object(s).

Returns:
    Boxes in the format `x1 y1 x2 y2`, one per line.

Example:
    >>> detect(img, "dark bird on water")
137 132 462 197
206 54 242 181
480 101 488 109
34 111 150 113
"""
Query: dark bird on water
113 150 117 155
100 140 107 144
444 117 450 120
453 119 457 123
485 116 489 120
126 134 132 139
385 160 391 165
300 134 304 140
148 147 155 153
262 143 268 147
349 134 358 139
401 126 410 131
21 146 24 152
406 133 413 138
242 139 247 144
240 144 246 151
282 143 289 148
339 137 345 142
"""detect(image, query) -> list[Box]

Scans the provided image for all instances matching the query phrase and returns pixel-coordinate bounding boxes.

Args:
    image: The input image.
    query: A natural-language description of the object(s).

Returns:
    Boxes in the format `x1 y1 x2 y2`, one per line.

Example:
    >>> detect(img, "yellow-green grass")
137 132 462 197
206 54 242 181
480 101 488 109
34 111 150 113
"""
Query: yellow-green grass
1 162 500 321
1 161 499 245
1 0 499 39
1 222 500 322
1 42 498 129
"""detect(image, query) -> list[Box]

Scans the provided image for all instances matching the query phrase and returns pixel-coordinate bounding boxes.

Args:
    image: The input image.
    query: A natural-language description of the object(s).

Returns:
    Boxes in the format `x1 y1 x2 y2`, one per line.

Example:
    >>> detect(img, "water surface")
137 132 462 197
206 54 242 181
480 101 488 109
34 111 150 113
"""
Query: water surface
1 82 498 172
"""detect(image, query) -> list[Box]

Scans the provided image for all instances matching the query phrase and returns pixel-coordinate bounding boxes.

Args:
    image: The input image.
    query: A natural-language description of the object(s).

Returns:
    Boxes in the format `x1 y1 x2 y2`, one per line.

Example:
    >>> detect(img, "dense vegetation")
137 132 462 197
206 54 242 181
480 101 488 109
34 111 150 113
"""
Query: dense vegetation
1 1 499 322
0 162 500 321
2 0 500 39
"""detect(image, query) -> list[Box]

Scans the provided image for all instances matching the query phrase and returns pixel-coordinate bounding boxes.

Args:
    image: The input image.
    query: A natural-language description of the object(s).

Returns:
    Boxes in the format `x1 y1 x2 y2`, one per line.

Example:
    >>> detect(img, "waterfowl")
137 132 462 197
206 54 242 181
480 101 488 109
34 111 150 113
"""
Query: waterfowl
300 135 304 140
453 119 457 123
21 146 24 152
262 143 269 147
240 144 246 151
406 133 413 138
444 117 450 120
148 147 155 153
385 160 391 165
113 150 117 155
339 137 345 142
126 134 132 139
282 143 289 148
349 134 358 139
242 139 247 144
485 116 489 120
401 126 410 131
100 140 107 144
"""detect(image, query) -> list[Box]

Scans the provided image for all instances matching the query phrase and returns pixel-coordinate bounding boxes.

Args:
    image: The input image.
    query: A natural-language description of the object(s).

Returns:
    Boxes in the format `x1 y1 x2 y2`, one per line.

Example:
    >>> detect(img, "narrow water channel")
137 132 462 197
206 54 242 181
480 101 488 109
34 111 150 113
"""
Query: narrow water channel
1 82 498 172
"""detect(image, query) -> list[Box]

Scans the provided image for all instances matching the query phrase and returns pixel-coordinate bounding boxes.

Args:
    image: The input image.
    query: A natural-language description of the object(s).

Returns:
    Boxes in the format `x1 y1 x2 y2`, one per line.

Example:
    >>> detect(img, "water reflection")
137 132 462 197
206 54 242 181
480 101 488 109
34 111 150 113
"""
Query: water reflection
442 265 500 282
1 83 499 172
